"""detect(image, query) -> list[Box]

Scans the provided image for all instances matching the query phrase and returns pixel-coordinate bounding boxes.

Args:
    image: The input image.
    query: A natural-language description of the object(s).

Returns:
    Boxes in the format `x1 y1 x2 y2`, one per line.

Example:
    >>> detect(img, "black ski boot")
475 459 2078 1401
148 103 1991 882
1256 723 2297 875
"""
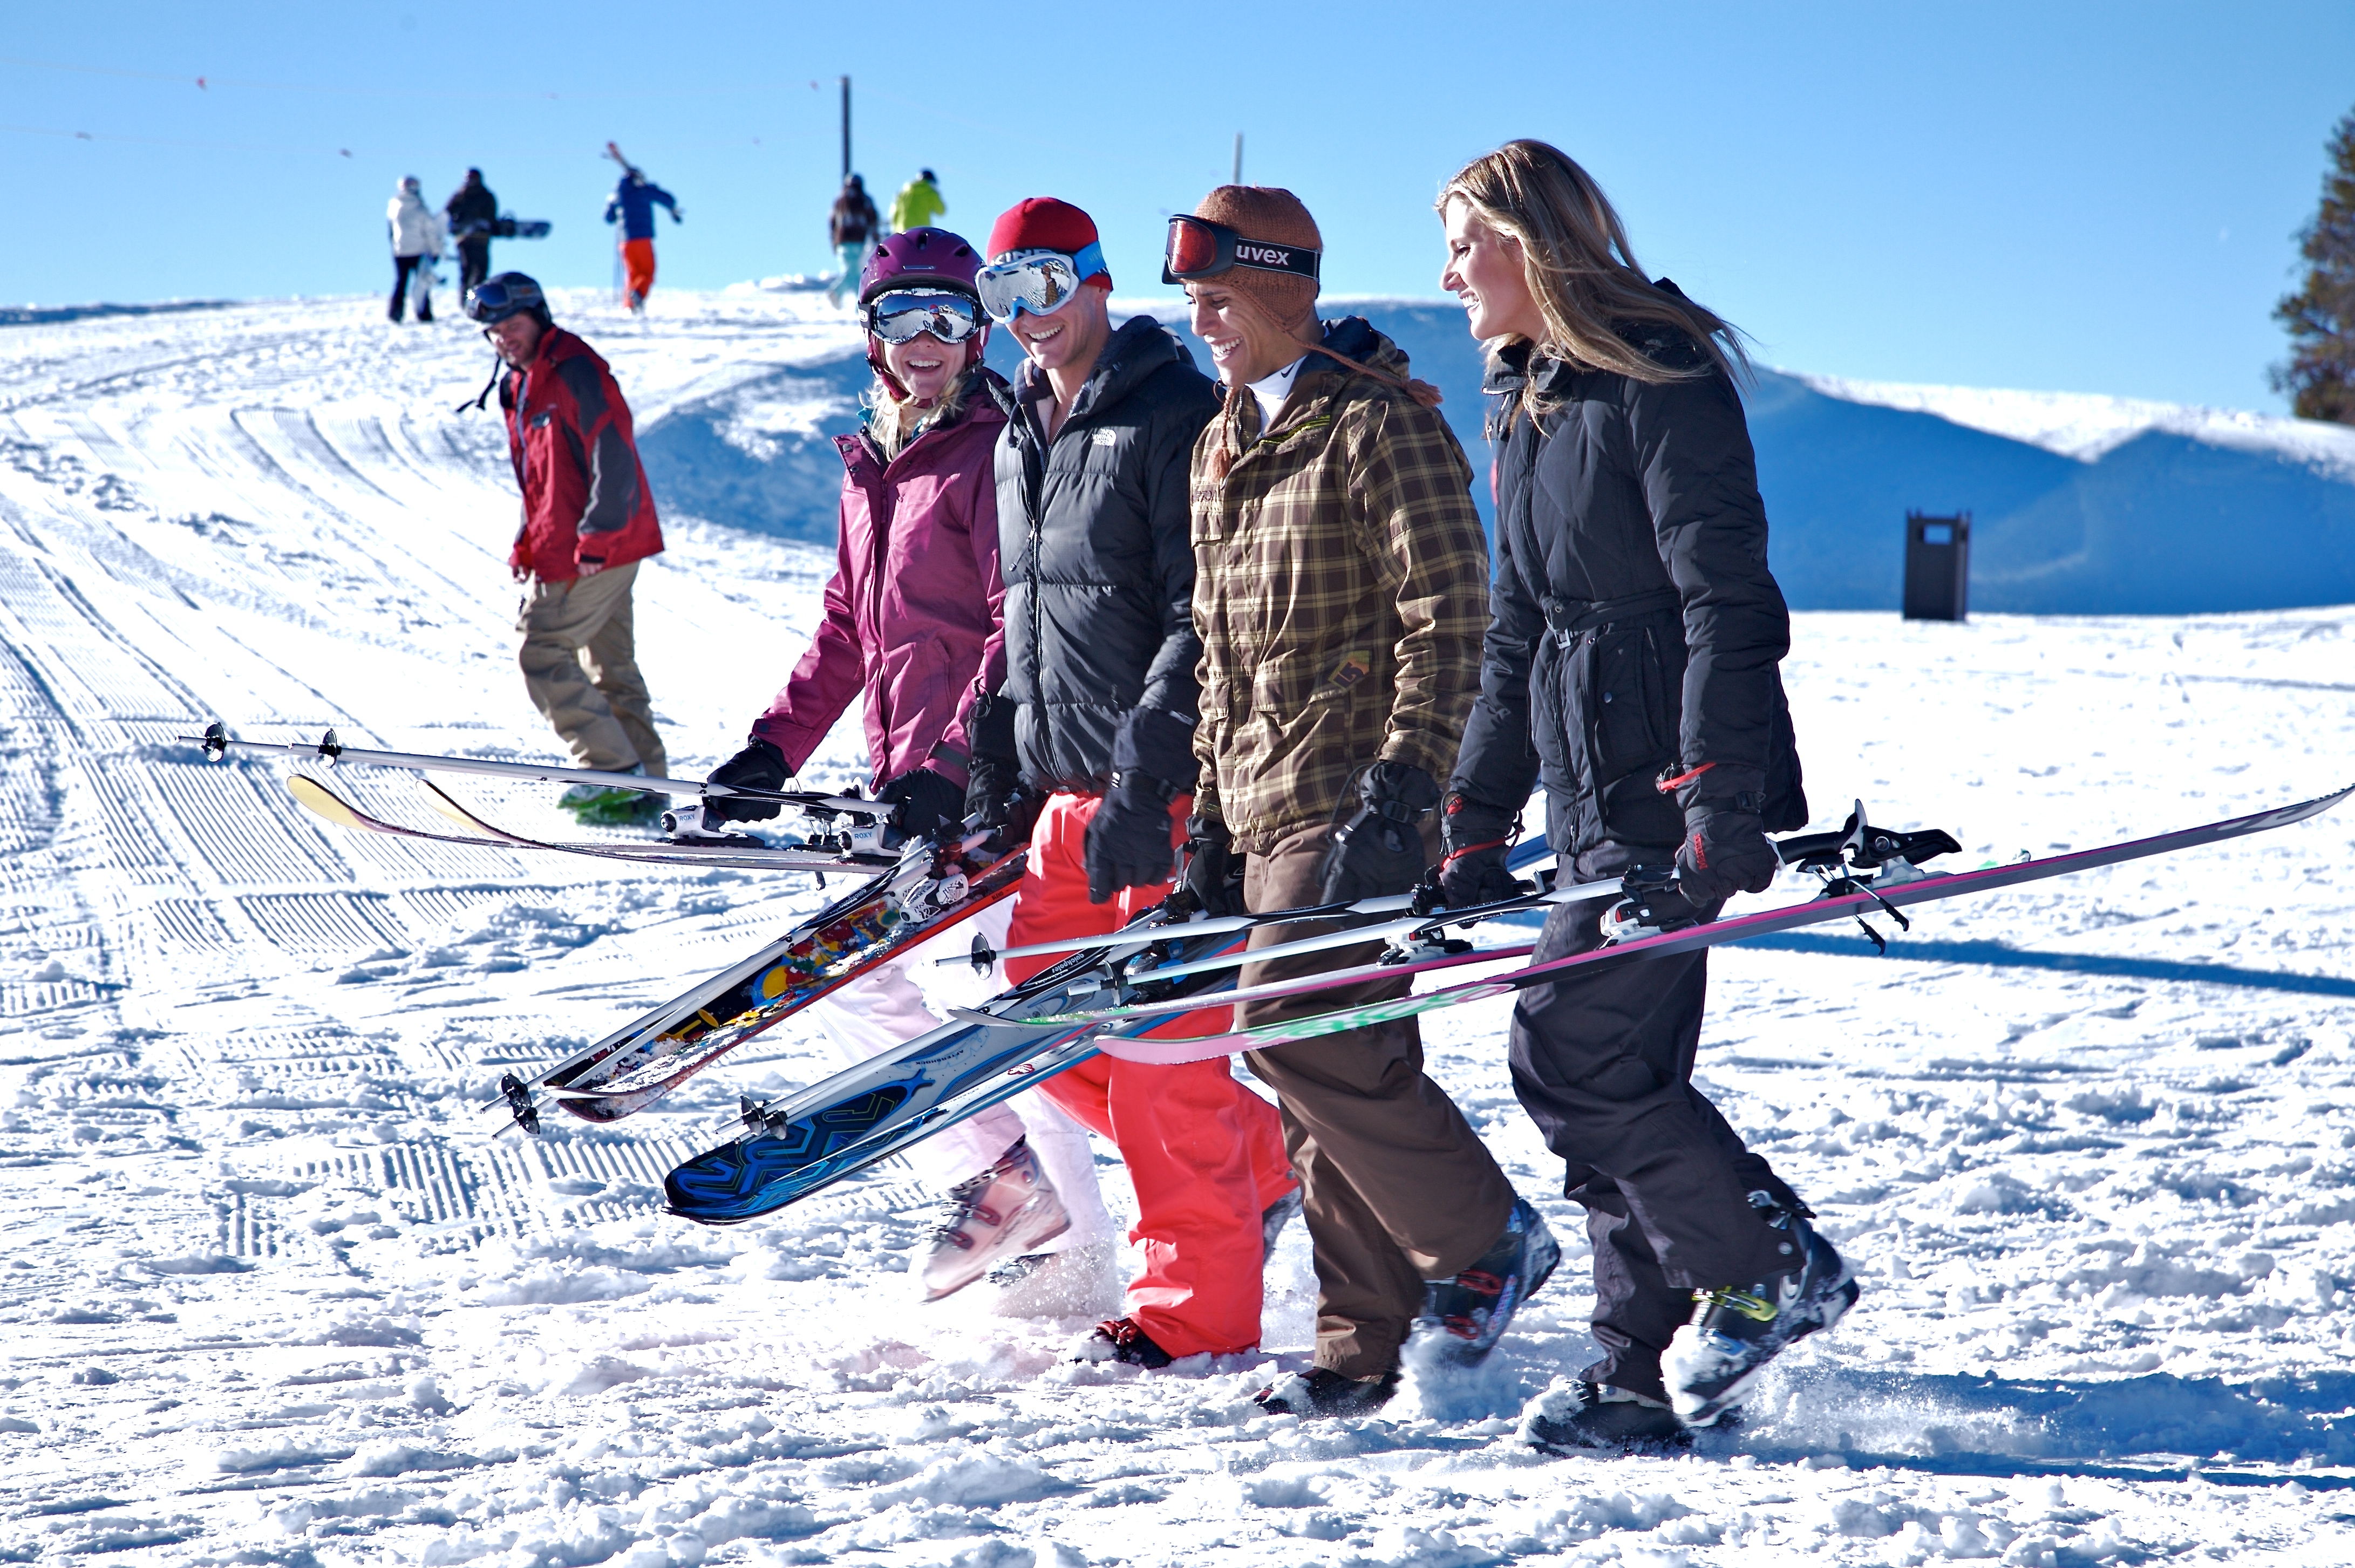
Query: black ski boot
1071 1316 1174 1369
1521 1380 1686 1452
1411 1196 1560 1365
1254 1366 1399 1418
1662 1196 1858 1427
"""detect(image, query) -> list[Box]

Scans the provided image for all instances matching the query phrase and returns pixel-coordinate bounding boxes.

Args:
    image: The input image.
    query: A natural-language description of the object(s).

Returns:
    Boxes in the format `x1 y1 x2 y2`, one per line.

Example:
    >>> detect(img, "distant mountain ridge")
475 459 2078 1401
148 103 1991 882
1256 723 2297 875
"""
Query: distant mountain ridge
632 292 2355 616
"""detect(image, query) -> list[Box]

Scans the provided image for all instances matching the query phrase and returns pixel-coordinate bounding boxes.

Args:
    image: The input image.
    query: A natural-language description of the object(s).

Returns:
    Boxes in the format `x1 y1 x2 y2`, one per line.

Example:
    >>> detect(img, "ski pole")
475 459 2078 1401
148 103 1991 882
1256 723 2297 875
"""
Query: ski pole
184 721 880 813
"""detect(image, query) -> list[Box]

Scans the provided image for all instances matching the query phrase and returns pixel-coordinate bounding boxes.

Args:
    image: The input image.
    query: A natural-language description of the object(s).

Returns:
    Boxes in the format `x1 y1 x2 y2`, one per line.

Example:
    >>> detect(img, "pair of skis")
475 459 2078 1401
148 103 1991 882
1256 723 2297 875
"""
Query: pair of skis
194 722 1037 1131
655 783 2351 1225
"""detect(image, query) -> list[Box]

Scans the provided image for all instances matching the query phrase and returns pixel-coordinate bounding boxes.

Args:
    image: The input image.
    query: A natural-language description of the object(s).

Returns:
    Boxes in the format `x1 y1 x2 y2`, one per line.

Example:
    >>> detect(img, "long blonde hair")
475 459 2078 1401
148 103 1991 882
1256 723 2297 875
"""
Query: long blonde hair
863 364 975 461
1437 140 1747 402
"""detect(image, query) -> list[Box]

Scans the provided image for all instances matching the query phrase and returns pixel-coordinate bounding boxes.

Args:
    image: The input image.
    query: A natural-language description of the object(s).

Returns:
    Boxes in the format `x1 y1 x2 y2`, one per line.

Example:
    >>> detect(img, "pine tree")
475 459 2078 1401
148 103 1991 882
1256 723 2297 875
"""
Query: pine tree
2273 108 2355 424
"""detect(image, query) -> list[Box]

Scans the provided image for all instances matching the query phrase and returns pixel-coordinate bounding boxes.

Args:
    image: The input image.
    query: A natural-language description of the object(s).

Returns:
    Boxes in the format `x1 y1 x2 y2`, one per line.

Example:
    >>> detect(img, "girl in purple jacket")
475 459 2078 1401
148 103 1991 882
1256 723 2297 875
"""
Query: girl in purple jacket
702 231 1114 1311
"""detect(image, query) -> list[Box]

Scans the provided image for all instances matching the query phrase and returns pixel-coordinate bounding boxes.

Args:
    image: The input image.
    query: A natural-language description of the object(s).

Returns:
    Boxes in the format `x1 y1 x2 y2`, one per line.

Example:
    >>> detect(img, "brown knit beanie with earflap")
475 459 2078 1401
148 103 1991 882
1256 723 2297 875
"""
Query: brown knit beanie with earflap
1192 186 1322 329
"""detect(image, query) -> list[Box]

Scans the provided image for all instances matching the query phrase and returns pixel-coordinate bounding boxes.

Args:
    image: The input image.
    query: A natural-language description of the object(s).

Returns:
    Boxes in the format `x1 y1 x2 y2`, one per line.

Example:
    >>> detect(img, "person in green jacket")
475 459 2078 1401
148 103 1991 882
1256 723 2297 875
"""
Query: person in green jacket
888 169 946 235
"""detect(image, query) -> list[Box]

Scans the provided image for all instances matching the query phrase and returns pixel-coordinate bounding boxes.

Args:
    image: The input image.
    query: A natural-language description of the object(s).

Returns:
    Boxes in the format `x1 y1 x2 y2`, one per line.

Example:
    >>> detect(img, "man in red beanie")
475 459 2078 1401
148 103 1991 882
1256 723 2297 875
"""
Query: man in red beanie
964 197 1302 1370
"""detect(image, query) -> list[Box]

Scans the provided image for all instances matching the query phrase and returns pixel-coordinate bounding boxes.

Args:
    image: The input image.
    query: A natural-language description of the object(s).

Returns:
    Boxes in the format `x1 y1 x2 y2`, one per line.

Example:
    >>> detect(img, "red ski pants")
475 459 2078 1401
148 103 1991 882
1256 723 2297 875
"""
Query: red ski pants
620 238 656 306
1003 790 1296 1358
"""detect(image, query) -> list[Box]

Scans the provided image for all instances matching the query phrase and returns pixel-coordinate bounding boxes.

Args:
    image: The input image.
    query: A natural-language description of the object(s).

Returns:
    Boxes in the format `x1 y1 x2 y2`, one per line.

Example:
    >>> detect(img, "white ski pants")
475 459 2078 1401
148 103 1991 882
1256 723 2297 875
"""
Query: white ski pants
806 898 1114 1250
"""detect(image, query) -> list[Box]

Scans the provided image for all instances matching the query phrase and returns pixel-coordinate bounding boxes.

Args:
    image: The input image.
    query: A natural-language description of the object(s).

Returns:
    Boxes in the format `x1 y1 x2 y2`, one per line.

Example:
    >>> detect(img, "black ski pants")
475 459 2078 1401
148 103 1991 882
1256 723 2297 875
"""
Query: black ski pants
1507 871 1805 1404
457 240 492 301
389 255 433 322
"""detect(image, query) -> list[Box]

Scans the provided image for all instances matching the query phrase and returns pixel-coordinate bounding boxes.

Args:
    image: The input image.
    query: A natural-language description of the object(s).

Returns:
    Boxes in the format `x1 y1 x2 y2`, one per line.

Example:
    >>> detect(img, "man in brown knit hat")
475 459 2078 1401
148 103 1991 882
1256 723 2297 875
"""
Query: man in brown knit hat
1170 186 1557 1417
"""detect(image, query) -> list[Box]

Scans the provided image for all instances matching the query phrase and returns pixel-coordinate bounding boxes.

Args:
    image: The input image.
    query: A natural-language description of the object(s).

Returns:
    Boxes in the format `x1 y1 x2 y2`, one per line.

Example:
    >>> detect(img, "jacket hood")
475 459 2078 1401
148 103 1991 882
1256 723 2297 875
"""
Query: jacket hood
1280 316 1416 412
1002 313 1197 424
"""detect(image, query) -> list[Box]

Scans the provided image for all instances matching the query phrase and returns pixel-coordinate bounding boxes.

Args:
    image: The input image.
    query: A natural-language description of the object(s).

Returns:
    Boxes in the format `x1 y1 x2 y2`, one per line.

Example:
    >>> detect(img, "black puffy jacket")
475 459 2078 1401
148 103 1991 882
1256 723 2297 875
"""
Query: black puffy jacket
988 315 1222 793
446 176 497 240
1449 315 1805 870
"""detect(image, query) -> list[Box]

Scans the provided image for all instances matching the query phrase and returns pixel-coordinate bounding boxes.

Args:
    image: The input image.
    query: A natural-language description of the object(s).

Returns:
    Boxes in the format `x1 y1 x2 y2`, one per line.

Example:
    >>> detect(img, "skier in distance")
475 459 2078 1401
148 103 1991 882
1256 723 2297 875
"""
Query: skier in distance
826 174 880 307
697 229 1120 1312
604 165 680 313
966 196 1302 1371
445 167 499 299
386 176 444 323
465 272 670 825
888 168 946 236
1435 139 1853 1447
1170 185 1557 1418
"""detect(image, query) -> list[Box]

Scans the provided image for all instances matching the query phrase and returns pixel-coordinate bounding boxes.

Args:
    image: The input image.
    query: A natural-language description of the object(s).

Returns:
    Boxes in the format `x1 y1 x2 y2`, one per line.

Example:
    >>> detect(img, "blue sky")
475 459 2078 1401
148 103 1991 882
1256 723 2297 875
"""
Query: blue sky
7 1 2352 414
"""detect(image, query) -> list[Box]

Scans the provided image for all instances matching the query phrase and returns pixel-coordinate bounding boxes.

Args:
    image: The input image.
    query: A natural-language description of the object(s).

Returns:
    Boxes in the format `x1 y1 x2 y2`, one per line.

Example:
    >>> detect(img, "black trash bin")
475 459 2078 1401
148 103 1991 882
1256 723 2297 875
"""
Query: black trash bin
1902 511 1970 622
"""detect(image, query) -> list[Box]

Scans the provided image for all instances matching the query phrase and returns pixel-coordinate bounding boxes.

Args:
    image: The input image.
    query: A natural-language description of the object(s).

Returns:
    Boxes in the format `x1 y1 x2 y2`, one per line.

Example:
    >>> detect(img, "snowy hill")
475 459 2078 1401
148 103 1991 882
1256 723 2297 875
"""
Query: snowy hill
638 288 2355 618
4 289 2355 1563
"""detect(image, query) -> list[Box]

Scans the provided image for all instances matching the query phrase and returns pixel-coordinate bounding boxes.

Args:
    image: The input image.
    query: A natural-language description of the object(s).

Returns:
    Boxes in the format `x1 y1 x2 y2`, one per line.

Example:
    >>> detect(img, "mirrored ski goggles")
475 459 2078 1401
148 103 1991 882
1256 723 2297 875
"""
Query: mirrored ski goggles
975 242 1107 322
862 288 986 345
1161 215 1321 287
465 275 544 324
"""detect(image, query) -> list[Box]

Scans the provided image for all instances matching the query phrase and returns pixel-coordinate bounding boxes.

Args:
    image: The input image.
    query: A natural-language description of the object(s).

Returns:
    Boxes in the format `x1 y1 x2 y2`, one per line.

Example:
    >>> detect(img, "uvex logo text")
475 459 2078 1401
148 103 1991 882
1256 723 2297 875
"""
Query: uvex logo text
1237 244 1294 266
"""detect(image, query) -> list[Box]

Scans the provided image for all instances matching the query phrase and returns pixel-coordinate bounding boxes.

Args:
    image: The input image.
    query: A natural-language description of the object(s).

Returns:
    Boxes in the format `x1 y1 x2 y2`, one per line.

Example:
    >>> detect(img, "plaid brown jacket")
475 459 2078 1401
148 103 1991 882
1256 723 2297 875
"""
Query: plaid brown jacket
1189 319 1489 854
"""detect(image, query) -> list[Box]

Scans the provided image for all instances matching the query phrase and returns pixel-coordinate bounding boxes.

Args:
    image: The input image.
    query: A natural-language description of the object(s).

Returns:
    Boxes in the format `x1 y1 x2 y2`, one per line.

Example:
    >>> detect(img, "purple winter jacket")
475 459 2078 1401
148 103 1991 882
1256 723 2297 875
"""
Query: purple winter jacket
750 376 1009 790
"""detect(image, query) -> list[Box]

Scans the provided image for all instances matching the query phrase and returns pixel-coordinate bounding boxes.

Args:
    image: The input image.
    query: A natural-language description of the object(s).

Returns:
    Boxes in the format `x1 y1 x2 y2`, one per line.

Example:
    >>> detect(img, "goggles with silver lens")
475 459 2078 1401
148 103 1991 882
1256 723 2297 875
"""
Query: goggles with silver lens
863 288 985 345
1161 215 1322 287
976 241 1107 322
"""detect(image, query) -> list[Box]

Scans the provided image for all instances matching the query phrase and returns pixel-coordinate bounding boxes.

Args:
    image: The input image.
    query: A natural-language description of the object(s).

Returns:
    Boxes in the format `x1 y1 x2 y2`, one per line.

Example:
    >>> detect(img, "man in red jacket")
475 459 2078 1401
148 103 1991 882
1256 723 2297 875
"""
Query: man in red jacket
469 273 669 824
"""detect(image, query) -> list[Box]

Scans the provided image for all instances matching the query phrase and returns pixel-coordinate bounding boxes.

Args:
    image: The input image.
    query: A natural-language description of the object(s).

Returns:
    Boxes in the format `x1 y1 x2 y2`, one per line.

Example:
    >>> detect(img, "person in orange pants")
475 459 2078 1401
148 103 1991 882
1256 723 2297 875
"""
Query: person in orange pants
1000 789 1297 1362
966 196 1298 1367
620 238 656 310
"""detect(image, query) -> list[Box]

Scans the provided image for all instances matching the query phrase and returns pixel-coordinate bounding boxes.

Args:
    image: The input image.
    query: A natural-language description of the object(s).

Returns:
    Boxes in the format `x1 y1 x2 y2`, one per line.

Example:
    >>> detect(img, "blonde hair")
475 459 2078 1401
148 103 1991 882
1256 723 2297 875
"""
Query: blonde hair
1437 139 1747 406
864 364 975 461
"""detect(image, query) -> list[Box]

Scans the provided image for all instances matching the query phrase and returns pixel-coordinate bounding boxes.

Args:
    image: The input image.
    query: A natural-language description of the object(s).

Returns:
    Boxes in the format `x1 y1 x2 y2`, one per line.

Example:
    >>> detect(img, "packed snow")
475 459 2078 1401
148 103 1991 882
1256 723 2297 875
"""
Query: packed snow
4 287 2355 1565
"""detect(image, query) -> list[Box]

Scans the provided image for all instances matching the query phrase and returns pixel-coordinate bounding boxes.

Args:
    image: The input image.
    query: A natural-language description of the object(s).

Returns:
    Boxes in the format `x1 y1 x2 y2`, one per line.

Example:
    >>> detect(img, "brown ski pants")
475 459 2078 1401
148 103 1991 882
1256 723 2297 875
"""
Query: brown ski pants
1240 822 1516 1380
515 562 667 778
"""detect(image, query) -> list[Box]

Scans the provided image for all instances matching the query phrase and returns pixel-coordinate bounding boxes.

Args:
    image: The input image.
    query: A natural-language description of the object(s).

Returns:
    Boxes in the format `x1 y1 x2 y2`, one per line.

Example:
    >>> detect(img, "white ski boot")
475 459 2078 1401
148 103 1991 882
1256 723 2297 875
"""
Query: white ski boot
918 1138 1070 1303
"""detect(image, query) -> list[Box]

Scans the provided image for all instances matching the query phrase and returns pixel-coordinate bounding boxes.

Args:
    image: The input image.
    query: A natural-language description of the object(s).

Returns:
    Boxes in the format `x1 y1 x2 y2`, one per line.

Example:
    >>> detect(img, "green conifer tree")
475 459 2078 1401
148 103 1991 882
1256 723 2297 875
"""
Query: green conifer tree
2274 108 2355 424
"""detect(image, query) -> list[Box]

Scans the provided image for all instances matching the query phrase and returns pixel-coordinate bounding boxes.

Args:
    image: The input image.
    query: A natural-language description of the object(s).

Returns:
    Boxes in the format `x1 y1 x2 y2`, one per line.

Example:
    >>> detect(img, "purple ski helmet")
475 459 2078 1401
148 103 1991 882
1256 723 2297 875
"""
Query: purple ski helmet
859 227 983 305
859 228 988 399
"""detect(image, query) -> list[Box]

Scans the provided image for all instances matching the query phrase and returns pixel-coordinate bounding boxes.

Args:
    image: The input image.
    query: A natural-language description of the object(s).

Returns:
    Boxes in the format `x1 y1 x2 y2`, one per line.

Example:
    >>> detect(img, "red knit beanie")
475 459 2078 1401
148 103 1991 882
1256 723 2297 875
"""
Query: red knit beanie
986 197 1111 288
1191 186 1321 328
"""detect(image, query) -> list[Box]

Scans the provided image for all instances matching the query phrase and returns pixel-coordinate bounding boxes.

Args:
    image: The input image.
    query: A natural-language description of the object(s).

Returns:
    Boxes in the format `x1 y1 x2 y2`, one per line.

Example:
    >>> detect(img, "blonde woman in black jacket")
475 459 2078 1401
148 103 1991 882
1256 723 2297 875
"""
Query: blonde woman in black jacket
1437 139 1854 1447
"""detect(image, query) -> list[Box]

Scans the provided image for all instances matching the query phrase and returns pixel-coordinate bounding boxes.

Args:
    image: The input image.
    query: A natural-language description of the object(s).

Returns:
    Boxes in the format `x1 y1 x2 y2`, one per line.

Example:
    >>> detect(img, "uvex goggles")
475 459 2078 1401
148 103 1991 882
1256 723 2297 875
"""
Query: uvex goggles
1161 215 1321 287
862 288 985 345
975 242 1106 322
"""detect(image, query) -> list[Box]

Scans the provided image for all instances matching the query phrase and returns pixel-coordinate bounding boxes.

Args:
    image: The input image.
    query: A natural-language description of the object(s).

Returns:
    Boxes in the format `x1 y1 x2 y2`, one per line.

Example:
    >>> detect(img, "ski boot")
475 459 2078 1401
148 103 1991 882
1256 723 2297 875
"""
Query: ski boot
1520 1380 1686 1452
1260 1186 1304 1265
1662 1196 1859 1427
918 1138 1071 1303
1410 1196 1560 1366
1254 1366 1399 1418
1070 1316 1174 1368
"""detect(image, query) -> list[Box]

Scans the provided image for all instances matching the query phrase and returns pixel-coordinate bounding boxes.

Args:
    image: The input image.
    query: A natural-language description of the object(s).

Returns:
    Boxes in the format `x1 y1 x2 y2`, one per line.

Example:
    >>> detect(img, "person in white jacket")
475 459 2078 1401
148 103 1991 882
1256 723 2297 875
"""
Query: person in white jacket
386 176 445 323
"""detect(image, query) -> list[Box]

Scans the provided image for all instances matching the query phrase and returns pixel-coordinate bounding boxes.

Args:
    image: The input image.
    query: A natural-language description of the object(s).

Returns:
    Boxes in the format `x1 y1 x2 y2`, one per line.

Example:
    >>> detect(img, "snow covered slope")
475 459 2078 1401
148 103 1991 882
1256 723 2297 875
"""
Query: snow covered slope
6 290 2355 1564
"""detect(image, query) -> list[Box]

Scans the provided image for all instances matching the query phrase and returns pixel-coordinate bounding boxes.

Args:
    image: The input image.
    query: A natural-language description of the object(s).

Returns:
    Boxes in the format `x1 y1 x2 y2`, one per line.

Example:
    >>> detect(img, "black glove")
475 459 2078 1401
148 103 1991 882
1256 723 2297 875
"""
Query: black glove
1317 761 1442 904
1178 814 1244 917
1437 790 1527 908
878 766 965 846
1082 709 1196 904
704 738 788 823
962 692 1042 846
1670 764 1780 904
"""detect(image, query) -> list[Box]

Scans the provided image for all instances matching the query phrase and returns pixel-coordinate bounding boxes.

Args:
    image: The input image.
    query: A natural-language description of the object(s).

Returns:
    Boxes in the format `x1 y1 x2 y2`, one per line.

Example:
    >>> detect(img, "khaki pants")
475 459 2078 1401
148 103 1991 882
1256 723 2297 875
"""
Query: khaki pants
516 561 666 778
1240 822 1516 1379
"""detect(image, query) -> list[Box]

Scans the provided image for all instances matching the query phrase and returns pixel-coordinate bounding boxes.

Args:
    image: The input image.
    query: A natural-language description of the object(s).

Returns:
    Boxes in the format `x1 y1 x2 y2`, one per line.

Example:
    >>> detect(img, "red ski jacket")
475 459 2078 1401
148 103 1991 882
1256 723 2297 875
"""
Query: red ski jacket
499 327 663 581
750 377 1009 791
